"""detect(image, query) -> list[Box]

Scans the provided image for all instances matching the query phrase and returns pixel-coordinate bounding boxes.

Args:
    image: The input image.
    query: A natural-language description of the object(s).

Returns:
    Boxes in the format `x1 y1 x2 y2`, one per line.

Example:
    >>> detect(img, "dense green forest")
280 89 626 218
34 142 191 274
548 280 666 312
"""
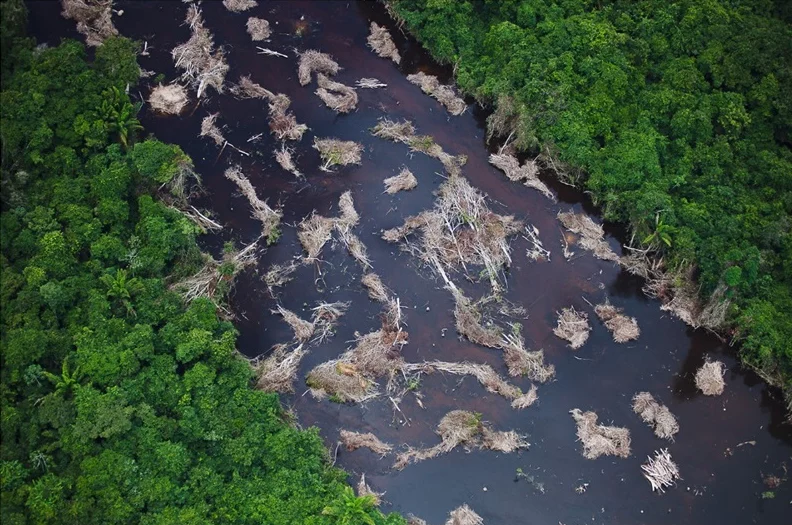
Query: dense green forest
0 3 403 524
391 0 792 394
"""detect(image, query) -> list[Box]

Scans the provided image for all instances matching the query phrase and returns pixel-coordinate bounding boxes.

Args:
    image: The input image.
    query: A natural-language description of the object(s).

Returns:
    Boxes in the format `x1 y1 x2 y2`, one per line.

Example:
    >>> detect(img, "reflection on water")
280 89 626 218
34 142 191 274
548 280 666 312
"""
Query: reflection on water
28 1 790 523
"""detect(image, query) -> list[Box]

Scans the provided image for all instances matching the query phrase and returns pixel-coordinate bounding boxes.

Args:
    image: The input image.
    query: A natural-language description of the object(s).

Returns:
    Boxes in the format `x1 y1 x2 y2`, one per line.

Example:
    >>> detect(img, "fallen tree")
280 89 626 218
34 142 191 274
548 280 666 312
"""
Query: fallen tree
297 49 340 85
489 151 554 201
340 430 393 456
641 449 680 493
371 118 467 176
223 0 257 13
223 166 282 242
274 145 301 177
172 5 229 97
255 344 306 393
313 138 364 171
384 168 418 194
246 17 271 40
445 505 483 525
557 210 619 262
315 73 358 113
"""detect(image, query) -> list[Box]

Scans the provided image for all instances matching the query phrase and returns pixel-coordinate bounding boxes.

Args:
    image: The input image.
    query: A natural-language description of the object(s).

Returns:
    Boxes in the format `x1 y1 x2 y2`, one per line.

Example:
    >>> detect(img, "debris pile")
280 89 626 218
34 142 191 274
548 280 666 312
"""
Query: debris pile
407 71 466 115
356 474 383 506
641 449 681 493
445 505 483 525
297 49 340 85
274 306 314 342
274 145 301 177
315 73 358 113
384 168 418 194
255 344 306 393
148 84 190 115
268 93 308 141
340 430 393 456
61 0 118 47
313 138 364 171
594 301 640 343
229 75 273 100
557 210 619 262
695 359 726 396
553 307 591 349
500 332 556 382
298 213 336 261
367 22 401 64
223 166 282 242
223 0 257 12
264 260 299 291
172 5 229 97
570 408 631 459
489 152 554 201
632 392 679 440
246 17 271 40
357 78 387 89
371 118 467 176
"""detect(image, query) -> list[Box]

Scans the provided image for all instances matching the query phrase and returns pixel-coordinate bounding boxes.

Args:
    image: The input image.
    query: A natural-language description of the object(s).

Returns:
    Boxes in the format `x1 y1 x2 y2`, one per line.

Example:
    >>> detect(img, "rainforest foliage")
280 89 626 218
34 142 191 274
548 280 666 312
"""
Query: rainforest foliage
0 12 403 525
392 0 792 387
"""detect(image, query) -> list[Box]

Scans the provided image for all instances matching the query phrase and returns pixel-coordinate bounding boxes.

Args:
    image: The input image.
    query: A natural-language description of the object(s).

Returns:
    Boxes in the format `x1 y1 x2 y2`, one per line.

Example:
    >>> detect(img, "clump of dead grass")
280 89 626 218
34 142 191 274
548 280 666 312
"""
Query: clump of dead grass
311 301 349 343
357 78 387 89
695 359 726 396
594 301 640 343
148 84 190 115
384 168 418 194
274 144 302 177
362 273 391 303
557 210 619 262
642 449 681 493
452 289 502 348
570 408 631 459
223 0 257 13
298 213 335 261
340 430 393 456
200 113 227 147
371 118 467 176
632 392 679 441
230 75 274 99
297 49 340 85
445 505 483 525
500 333 556 382
224 166 282 242
489 152 554 201
553 307 591 349
268 93 308 141
367 22 401 64
407 71 466 115
274 305 314 342
313 138 363 171
61 0 118 47
172 5 229 97
315 73 358 113
246 17 271 40
255 344 306 393
264 260 299 292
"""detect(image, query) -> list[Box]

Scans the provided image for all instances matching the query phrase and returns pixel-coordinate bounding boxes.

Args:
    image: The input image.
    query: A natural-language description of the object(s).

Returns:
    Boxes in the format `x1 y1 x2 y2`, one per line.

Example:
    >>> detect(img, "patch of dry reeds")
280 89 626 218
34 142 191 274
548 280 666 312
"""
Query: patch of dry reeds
223 0 257 13
557 210 619 262
632 392 679 441
224 166 282 241
641 449 680 493
445 505 483 525
274 144 301 177
384 168 418 194
200 113 226 146
336 191 360 232
570 408 631 459
314 138 364 171
172 5 229 97
255 344 306 393
695 359 726 396
315 73 358 113
264 260 299 291
371 118 467 176
452 290 502 348
407 71 466 115
362 273 391 303
311 301 349 343
246 17 271 40
268 93 308 141
367 22 401 64
274 306 314 342
553 307 591 349
500 333 555 382
61 0 117 47
297 213 335 261
403 361 525 406
230 75 273 99
594 301 640 343
489 152 554 201
148 84 189 115
297 49 340 85
340 430 393 456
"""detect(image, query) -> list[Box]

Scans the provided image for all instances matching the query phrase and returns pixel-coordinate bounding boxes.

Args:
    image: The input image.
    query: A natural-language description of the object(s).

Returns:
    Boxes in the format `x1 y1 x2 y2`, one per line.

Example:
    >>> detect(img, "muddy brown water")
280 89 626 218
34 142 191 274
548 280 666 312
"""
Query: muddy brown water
28 1 791 524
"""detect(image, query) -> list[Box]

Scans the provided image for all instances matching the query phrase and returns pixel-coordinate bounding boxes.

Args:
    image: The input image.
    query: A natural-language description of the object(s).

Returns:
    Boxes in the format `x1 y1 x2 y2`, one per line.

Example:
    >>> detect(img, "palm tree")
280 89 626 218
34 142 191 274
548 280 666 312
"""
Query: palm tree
321 486 377 525
642 213 673 248
42 359 81 399
101 86 143 150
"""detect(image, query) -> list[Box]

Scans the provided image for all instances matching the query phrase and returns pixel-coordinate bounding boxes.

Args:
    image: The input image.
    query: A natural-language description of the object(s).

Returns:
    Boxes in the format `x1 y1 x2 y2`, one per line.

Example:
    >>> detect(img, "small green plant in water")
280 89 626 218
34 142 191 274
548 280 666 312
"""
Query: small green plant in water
267 227 282 246
406 377 421 391
761 491 776 499
328 394 344 404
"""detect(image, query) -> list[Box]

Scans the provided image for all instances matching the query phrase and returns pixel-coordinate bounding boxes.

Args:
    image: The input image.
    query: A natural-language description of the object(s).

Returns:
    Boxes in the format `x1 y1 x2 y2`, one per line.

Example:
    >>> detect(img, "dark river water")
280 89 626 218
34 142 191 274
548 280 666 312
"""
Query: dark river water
28 1 790 524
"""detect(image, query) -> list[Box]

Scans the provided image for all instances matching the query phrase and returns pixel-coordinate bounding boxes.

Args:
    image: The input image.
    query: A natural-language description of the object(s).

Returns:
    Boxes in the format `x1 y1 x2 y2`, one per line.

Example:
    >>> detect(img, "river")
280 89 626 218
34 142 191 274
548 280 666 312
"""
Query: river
28 1 790 524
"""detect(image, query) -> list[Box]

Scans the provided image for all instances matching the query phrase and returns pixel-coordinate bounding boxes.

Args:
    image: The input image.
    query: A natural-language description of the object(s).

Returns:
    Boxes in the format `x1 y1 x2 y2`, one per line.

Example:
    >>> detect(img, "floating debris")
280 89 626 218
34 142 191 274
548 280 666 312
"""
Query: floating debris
255 344 306 393
268 93 308 141
61 0 118 47
264 260 299 291
695 359 726 396
372 118 467 176
632 392 679 441
297 49 340 85
148 83 189 115
313 138 364 171
407 71 466 115
489 152 554 201
641 449 681 493
274 144 301 177
594 301 640 343
524 225 551 261
340 430 393 456
223 0 257 13
356 474 383 506
557 210 619 262
384 168 418 194
357 78 387 89
367 22 401 64
445 504 483 525
500 333 555 382
274 306 314 343
553 307 591 349
297 213 335 261
223 166 282 242
315 73 358 113
362 273 391 303
246 17 271 40
570 408 631 459
310 301 349 344
172 5 229 97
229 75 273 100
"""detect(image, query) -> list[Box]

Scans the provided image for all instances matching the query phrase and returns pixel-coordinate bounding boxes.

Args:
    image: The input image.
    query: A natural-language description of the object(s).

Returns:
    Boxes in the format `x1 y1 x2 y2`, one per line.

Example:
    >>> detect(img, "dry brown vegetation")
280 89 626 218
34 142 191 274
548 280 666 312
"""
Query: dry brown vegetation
61 0 118 47
594 301 640 343
148 84 190 115
268 93 308 141
642 449 681 493
407 72 467 115
356 78 387 89
557 210 619 262
553 307 591 349
371 118 467 176
310 301 349 344
313 138 364 171
255 344 306 393
172 5 229 97
223 0 257 13
223 166 282 241
393 410 528 470
632 392 679 441
339 430 393 456
356 474 383 506
246 17 271 40
264 260 299 291
200 113 226 147
297 213 335 261
274 306 314 343
297 49 340 85
229 75 273 100
500 333 556 382
367 22 401 64
570 408 631 459
695 359 726 396
362 273 391 303
489 152 555 201
315 73 358 113
384 168 418 194
445 505 483 525
274 145 301 177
